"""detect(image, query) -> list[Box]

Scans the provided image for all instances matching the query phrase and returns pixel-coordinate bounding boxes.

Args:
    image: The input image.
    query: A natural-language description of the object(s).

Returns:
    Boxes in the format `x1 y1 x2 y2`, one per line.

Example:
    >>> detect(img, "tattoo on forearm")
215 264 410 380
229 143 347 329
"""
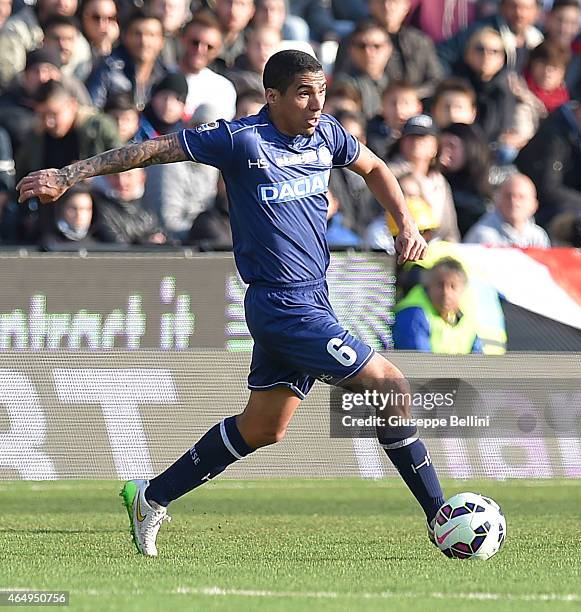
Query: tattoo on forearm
60 132 187 187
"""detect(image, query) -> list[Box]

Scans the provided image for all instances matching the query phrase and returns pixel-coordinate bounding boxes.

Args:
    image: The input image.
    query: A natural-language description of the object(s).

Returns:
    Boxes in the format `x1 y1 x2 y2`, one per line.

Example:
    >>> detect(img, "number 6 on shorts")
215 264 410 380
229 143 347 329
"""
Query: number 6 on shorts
326 337 357 367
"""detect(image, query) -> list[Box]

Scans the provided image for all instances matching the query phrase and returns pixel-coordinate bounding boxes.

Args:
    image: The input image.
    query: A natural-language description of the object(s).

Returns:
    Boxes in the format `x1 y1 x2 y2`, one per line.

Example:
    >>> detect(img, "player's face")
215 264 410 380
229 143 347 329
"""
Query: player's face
267 71 326 137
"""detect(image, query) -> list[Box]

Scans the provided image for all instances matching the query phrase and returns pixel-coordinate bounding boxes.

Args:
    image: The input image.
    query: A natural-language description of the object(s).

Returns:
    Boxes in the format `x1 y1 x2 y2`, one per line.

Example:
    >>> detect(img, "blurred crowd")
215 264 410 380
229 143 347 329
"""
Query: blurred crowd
0 0 580 250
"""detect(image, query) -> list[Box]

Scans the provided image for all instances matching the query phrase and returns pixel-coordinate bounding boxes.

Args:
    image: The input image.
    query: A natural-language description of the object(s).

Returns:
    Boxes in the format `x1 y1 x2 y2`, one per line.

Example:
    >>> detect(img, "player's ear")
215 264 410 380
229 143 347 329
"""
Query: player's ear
265 87 279 106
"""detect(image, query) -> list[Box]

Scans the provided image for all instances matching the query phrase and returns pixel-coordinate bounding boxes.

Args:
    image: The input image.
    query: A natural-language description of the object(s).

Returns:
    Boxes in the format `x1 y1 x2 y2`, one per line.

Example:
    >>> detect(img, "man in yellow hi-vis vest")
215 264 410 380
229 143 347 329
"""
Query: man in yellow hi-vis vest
393 257 483 353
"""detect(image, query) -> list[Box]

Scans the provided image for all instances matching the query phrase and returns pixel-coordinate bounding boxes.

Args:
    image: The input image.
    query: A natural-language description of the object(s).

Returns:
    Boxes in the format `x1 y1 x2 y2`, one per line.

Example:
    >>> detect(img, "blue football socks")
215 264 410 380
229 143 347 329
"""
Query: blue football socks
381 430 445 522
146 416 254 507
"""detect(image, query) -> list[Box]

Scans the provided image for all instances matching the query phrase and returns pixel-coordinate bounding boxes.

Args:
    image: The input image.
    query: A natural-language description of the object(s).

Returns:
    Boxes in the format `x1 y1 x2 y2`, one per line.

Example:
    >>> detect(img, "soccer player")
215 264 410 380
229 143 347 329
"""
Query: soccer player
17 50 446 557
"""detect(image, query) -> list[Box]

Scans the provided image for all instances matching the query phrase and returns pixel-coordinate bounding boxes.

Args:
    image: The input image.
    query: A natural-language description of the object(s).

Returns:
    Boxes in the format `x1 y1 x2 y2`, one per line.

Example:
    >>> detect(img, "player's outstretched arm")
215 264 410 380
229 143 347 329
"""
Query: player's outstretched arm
348 143 427 264
17 132 188 204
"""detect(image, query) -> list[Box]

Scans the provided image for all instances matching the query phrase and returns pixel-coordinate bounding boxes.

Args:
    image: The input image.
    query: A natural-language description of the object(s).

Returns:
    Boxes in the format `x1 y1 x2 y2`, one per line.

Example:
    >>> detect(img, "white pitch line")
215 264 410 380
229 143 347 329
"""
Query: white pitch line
69 587 581 603
169 587 580 603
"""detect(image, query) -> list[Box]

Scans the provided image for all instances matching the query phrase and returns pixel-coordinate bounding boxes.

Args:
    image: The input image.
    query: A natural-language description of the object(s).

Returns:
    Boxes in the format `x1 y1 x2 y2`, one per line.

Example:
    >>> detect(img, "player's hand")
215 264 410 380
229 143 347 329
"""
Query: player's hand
394 225 428 264
16 168 71 204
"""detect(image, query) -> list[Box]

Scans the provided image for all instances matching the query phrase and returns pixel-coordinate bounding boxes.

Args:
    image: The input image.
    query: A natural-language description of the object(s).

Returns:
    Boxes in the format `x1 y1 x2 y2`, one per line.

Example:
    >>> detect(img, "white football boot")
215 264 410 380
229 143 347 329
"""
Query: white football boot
120 479 171 557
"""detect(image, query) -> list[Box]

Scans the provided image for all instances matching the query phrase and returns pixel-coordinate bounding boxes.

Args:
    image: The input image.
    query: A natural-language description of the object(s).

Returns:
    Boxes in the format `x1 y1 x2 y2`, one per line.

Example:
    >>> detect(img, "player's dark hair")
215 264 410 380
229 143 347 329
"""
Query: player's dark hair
34 79 73 104
263 50 323 94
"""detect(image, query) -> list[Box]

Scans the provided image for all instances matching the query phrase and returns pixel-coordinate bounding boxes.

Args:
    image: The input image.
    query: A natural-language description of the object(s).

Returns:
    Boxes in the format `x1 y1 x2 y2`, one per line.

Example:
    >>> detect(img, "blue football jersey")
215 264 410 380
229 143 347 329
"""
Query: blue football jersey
179 106 360 286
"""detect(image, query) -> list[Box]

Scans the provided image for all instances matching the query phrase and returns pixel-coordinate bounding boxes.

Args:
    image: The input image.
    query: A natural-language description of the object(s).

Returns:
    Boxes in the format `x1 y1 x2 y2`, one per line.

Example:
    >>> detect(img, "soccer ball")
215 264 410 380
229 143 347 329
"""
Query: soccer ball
434 492 506 560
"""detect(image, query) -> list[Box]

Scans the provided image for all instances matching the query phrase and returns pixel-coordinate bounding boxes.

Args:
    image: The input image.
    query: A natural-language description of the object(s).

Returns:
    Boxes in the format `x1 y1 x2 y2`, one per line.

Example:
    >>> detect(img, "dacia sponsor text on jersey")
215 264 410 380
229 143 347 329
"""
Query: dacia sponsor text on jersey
257 170 330 204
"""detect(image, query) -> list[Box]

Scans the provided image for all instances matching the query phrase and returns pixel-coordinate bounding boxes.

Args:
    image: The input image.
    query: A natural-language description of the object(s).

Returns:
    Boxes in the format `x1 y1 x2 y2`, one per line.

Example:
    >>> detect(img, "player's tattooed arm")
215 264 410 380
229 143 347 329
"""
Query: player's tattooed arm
16 132 188 204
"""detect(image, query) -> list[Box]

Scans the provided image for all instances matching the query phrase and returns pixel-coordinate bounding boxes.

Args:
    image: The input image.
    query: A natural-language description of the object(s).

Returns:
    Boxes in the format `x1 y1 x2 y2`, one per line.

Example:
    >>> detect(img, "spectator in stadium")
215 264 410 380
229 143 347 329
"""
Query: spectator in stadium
325 187 362 248
148 0 190 67
543 0 580 49
437 0 544 74
85 10 168 110
135 72 187 141
0 48 91 160
92 168 166 245
104 93 140 143
79 0 119 69
0 0 11 31
43 16 92 82
0 125 18 243
430 77 478 129
225 25 281 95
407 0 480 44
389 114 461 242
138 72 219 242
334 0 443 100
524 40 571 112
368 0 443 99
439 122 492 237
464 173 550 247
253 0 310 43
322 81 363 115
40 184 103 247
567 34 581 101
366 80 422 161
365 173 439 251
186 174 231 249
288 0 343 42
329 110 382 237
393 257 483 353
17 80 120 181
515 95 581 228
180 12 237 121
333 20 393 119
234 88 264 118
0 0 92 90
212 0 255 72
17 79 120 236
453 27 518 154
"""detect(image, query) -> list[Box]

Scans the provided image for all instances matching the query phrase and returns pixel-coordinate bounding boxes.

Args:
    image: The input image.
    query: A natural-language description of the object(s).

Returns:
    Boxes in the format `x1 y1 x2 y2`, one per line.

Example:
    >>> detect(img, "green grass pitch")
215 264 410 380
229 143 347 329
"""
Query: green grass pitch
0 479 579 611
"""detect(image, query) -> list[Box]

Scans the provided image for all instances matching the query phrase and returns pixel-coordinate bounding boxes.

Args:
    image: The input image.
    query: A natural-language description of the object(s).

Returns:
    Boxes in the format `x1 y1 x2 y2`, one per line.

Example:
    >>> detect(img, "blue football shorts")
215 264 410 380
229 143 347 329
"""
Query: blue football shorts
244 278 375 399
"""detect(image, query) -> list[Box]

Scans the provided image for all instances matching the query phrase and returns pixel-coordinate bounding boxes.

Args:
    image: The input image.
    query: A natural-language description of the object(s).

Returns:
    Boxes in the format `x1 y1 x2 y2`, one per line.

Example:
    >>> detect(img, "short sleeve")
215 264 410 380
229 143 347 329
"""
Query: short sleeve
324 115 361 167
179 120 233 170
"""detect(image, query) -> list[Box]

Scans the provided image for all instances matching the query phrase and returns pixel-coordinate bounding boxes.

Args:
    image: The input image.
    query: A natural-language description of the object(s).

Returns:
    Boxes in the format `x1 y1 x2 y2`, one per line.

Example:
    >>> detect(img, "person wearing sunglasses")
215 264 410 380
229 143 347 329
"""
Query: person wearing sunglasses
179 11 237 122
334 20 393 120
85 9 170 110
453 27 517 151
79 0 119 69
